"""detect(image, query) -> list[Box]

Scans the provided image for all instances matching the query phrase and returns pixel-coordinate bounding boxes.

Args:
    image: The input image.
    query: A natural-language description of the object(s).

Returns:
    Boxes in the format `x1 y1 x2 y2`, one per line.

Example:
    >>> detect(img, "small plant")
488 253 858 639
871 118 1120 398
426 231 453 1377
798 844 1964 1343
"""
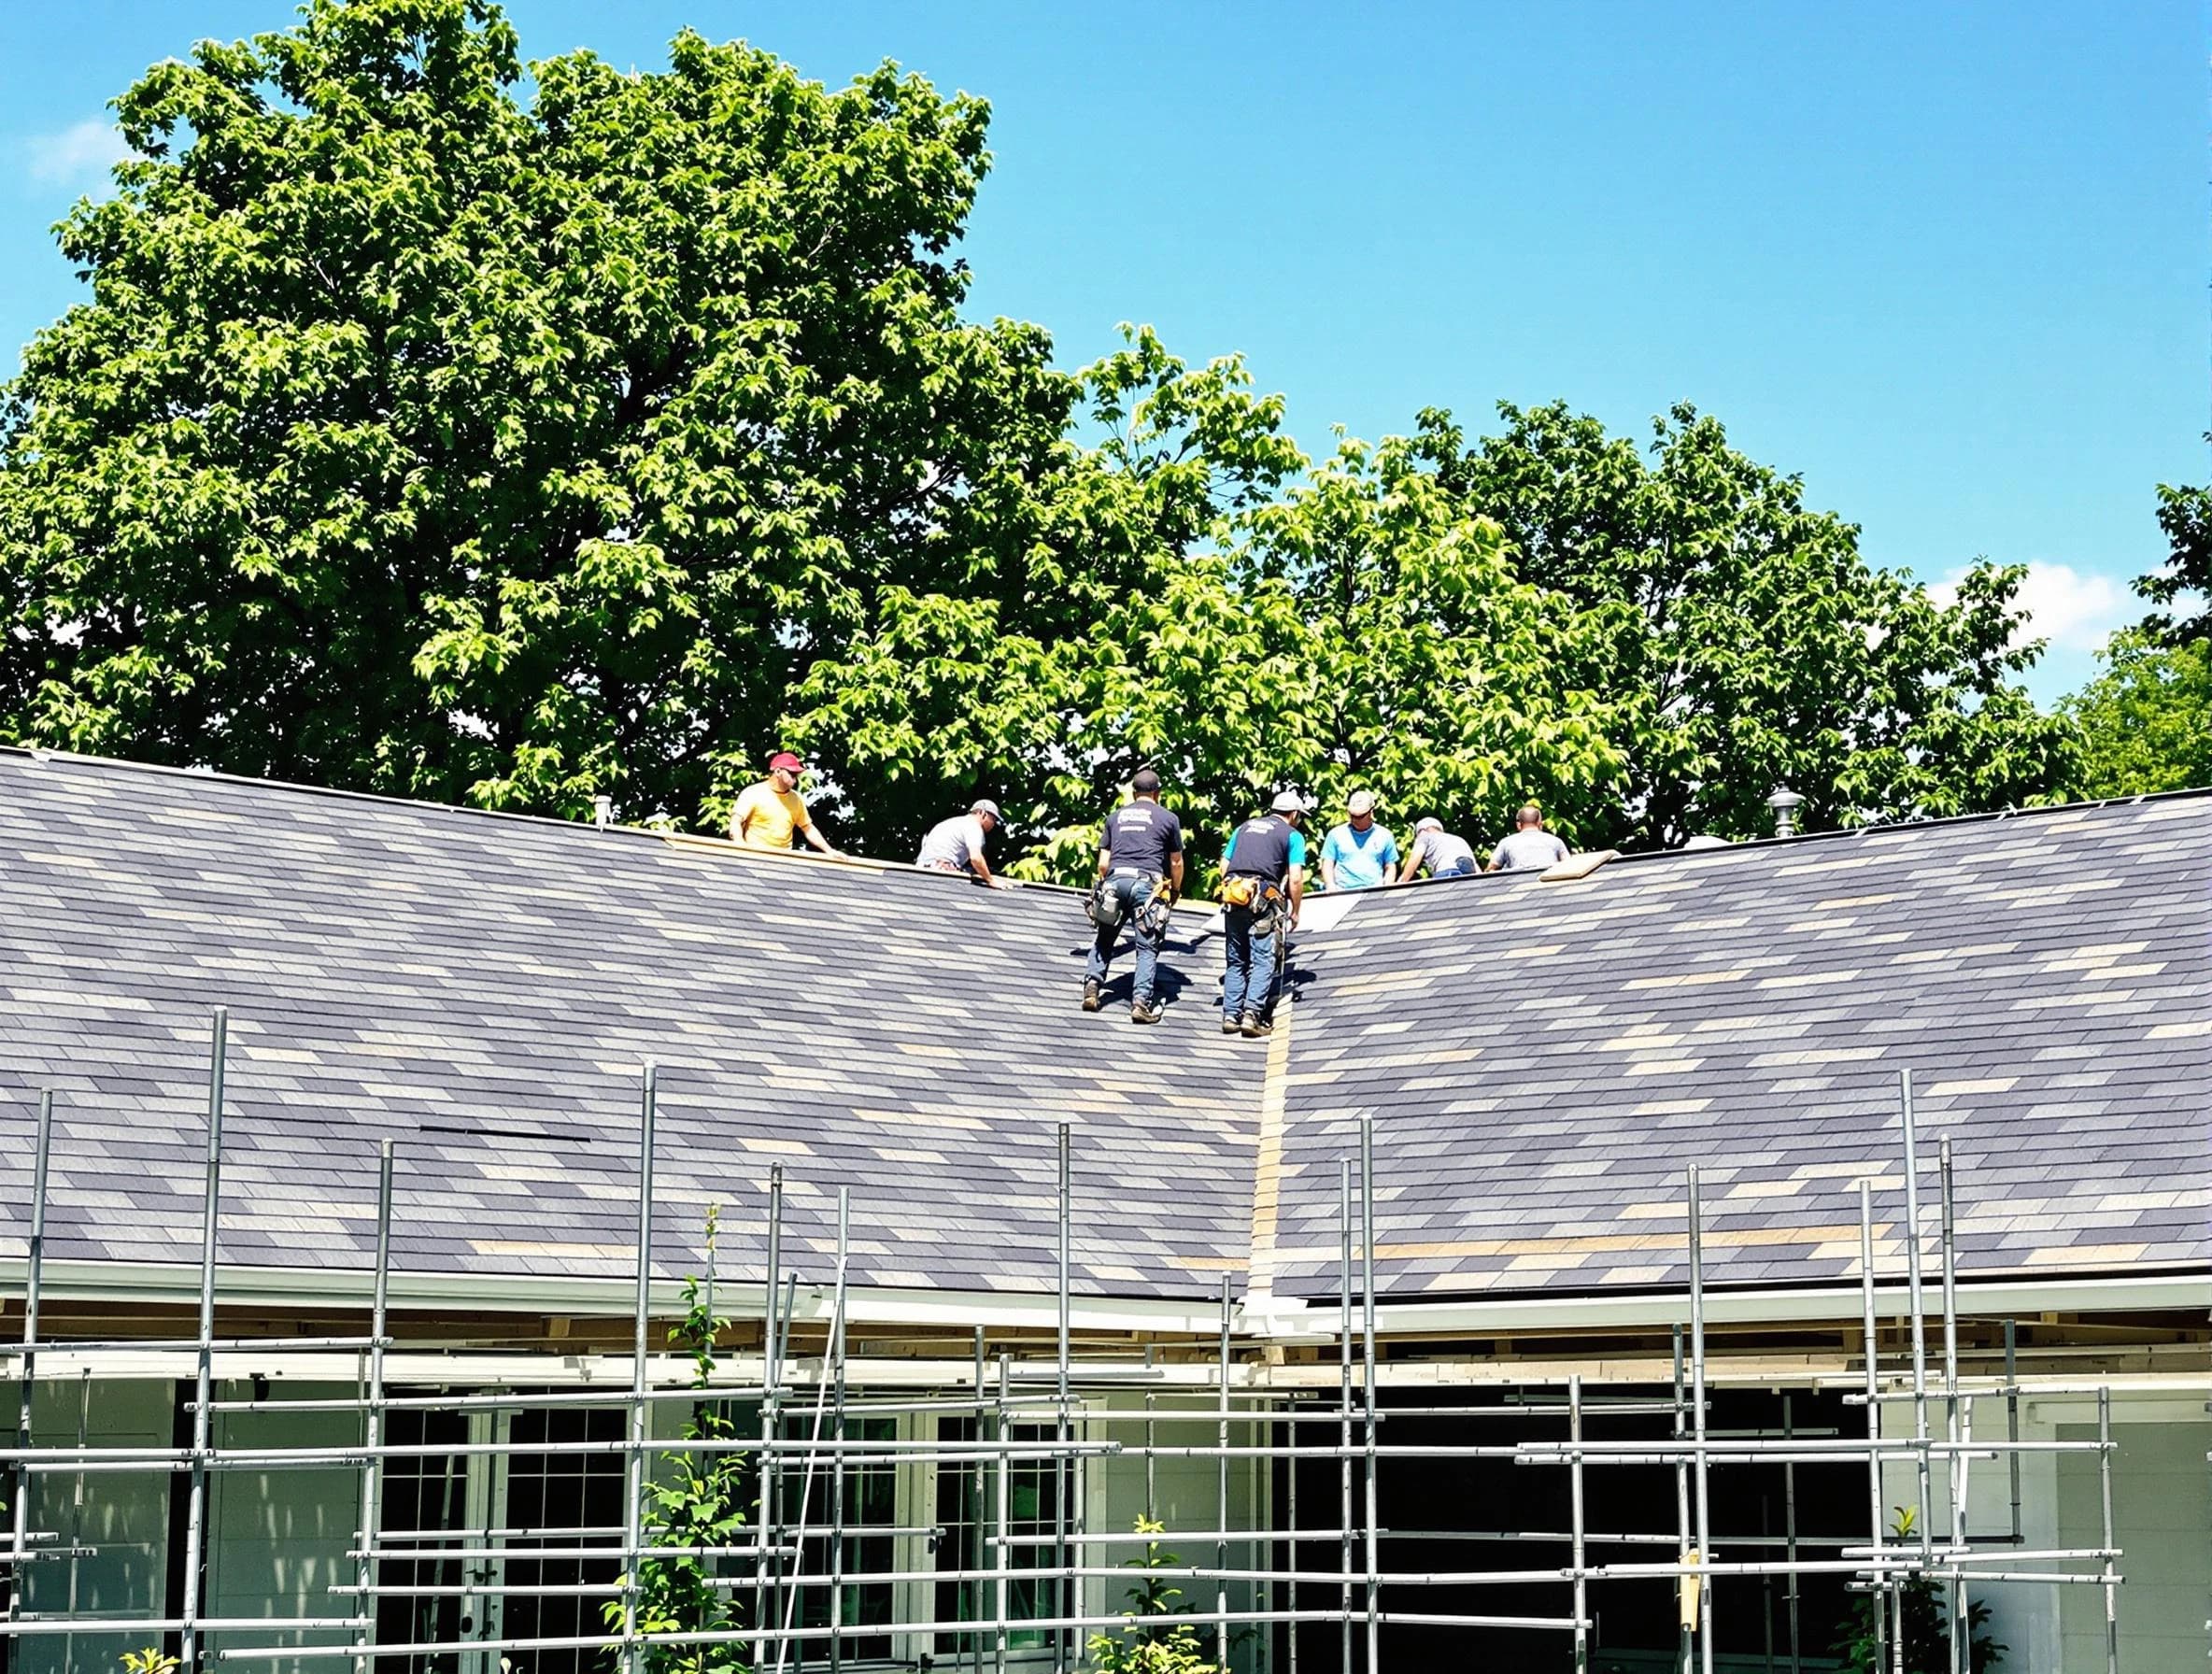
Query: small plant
1084 1517 1225 1674
1832 1509 2006 1673
603 1207 752 1674
121 1652 181 1674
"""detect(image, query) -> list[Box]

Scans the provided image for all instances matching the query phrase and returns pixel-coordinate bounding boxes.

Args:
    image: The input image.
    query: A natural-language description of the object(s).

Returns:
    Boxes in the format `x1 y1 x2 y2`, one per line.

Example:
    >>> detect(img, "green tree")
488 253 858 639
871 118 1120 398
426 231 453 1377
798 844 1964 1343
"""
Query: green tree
1414 401 2081 847
1 0 2090 868
795 339 1630 884
2139 475 2210 646
2063 631 2212 797
0 0 1071 828
785 325 1310 864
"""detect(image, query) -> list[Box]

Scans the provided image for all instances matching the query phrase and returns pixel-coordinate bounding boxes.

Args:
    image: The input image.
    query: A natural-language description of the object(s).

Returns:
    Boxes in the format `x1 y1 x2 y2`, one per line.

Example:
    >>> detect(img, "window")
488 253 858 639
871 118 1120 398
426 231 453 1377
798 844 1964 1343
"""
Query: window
374 1407 472 1674
500 1406 627 1674
777 1412 898 1661
932 1420 1071 1658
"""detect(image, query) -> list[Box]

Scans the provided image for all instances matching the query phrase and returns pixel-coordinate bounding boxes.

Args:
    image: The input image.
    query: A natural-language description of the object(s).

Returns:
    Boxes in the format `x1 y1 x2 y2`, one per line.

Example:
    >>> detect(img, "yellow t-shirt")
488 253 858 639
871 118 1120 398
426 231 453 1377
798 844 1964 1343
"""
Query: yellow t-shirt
731 780 811 849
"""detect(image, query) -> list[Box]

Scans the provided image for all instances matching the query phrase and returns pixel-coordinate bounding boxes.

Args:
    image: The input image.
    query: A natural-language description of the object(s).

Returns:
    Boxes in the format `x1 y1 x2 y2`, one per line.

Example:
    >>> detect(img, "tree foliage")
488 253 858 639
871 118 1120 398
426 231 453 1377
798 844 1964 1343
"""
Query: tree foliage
1084 1517 1225 1674
1 0 2089 872
2063 633 2210 798
2140 475 2210 646
605 1209 750 1674
2056 467 2212 800
1413 401 2080 848
795 339 1635 881
1831 1511 2004 1674
0 0 1070 826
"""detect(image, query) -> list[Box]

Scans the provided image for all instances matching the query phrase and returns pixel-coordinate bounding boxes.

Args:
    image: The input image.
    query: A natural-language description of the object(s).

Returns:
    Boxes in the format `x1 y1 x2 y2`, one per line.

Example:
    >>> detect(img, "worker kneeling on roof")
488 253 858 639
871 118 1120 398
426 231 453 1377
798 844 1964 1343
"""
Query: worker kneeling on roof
916 800 1014 888
1217 790 1306 1039
1083 768 1184 1024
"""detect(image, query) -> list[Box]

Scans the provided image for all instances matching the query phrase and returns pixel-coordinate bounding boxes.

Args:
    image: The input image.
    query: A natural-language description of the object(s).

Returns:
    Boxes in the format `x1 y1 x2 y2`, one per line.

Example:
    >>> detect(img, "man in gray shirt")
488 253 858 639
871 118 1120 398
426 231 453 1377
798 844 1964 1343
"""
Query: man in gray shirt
916 801 1014 887
1486 804 1569 872
1402 817 1478 878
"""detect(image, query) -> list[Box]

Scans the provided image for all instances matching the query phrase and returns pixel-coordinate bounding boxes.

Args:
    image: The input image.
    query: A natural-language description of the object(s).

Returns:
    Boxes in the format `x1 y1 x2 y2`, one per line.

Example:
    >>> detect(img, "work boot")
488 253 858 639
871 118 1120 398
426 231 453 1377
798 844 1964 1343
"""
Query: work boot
1241 1014 1273 1039
1081 978 1102 1013
1130 999 1162 1024
1221 1013 1241 1035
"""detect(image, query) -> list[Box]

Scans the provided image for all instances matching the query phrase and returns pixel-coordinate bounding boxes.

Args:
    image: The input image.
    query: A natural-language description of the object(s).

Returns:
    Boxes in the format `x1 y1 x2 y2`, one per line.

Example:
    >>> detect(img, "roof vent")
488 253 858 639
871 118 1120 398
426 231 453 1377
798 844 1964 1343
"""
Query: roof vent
592 795 614 830
1765 787 1804 839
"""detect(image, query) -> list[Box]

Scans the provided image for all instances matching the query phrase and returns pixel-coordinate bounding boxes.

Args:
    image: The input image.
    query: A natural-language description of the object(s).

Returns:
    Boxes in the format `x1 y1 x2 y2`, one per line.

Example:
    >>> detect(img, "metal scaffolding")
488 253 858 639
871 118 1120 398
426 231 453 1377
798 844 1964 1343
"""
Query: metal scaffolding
0 1014 2144 1672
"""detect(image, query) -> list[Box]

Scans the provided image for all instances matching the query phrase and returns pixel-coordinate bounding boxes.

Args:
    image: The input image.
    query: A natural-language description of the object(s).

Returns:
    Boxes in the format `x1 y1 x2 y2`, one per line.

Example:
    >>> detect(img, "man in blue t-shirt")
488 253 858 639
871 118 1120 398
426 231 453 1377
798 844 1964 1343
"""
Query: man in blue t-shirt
1318 790 1399 890
1218 790 1307 1038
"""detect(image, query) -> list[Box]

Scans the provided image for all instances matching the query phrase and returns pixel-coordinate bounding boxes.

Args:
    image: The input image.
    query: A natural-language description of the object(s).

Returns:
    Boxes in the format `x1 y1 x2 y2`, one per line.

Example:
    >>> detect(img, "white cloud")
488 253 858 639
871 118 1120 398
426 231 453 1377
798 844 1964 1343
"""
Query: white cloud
22 119 134 189
1927 560 2130 654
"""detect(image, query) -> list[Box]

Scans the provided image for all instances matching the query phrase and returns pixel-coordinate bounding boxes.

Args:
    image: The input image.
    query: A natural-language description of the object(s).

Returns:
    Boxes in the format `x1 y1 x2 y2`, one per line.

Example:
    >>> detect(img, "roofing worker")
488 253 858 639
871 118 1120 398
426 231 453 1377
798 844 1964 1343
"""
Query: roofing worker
1084 770 1184 1023
1402 816 1478 879
1218 790 1307 1039
916 800 1014 888
731 751 836 854
1486 803 1569 872
1317 790 1398 890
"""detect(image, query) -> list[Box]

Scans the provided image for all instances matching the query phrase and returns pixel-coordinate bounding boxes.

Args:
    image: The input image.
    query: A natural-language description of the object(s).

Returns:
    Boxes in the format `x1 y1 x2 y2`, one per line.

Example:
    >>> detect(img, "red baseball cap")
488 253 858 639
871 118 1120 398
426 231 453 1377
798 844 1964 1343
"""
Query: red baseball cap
769 751 803 773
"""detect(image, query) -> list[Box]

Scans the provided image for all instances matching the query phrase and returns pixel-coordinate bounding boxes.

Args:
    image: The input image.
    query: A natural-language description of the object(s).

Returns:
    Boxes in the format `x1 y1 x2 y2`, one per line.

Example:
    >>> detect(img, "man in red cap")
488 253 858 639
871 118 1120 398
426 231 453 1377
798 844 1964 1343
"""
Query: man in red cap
730 751 835 854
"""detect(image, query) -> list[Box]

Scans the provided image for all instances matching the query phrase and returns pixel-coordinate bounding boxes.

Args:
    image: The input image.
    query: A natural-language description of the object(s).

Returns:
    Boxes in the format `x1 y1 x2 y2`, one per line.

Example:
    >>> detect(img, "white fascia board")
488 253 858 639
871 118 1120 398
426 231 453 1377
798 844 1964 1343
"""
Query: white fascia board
14 1351 1277 1392
0 1256 1233 1337
12 1258 2204 1343
1245 1270 2212 1341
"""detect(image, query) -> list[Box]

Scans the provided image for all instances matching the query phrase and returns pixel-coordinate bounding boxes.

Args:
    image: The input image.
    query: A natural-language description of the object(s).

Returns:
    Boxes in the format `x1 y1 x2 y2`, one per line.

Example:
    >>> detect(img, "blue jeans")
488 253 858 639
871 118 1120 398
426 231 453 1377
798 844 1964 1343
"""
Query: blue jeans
1085 873 1164 1004
1221 903 1280 1021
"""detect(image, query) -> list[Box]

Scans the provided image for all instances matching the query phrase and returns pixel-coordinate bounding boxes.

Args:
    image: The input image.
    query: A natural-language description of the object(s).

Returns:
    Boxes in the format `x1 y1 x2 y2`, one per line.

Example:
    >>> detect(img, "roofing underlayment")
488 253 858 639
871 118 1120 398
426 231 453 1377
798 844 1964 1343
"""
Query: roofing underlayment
0 748 2205 1309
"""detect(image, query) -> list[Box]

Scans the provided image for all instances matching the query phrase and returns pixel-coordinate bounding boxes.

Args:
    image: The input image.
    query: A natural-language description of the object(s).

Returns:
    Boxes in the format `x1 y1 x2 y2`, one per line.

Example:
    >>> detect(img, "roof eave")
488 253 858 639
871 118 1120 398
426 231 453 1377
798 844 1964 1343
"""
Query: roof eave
1248 1267 2212 1341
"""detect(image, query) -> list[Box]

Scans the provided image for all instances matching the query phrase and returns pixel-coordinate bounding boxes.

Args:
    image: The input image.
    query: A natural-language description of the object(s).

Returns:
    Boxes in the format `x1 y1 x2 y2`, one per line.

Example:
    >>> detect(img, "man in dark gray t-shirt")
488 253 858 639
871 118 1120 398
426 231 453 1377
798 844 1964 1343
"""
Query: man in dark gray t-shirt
1084 770 1184 1022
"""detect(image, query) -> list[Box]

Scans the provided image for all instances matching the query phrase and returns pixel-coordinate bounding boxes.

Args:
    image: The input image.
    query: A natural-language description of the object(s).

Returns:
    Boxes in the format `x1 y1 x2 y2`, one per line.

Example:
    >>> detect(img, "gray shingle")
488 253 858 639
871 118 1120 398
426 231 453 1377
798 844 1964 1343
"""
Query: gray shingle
1269 796 2212 1298
2 751 2205 1307
0 751 1260 1298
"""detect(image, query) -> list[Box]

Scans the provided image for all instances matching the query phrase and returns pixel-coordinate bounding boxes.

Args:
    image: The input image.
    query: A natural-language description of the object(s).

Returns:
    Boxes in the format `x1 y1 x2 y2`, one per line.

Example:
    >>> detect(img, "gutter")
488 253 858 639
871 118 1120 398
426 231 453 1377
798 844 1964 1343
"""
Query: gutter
1245 1269 2212 1341
5 1259 2204 1344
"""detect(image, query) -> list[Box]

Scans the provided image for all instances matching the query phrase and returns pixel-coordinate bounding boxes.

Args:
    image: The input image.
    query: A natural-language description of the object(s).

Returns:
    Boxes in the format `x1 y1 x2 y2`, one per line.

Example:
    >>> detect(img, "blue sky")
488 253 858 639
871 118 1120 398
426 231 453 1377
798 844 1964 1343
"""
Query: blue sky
4 1 2204 701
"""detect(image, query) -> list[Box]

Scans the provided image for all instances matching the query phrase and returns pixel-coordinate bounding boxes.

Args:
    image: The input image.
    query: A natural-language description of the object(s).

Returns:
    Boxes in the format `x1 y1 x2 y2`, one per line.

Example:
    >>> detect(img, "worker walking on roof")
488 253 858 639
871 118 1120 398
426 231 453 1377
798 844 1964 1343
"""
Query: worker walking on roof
917 800 1014 888
1486 803 1569 872
1218 790 1307 1039
1318 790 1398 890
1083 770 1184 1023
731 751 836 855
1402 816 1478 879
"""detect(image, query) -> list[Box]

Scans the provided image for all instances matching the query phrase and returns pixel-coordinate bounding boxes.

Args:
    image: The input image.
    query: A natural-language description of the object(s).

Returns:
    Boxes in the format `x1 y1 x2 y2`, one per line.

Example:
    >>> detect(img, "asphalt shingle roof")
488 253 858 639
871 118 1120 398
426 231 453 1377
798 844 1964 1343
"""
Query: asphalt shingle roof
0 748 2205 1306
1267 797 2212 1299
0 751 1257 1298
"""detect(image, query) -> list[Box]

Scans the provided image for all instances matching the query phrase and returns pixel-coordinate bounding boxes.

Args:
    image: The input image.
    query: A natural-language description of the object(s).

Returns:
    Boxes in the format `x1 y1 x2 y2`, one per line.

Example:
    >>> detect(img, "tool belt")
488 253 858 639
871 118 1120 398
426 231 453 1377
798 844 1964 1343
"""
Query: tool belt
1085 875 1124 929
1221 875 1287 932
1091 872 1174 938
1133 876 1174 940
